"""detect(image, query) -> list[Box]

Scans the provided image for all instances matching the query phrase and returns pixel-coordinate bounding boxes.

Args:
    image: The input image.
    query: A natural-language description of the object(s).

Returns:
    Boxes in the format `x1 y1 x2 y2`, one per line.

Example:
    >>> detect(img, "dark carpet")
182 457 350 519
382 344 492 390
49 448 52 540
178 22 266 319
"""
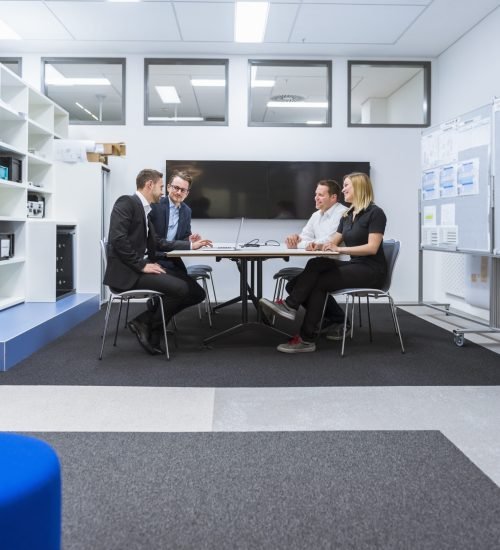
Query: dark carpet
28 430 500 550
2 304 500 387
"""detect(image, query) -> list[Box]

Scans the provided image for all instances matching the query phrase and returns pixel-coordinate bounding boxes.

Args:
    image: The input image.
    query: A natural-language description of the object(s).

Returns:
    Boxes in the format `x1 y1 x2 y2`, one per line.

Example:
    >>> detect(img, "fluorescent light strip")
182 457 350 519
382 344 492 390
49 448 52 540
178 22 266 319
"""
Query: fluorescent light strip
0 19 21 40
75 102 99 121
306 121 324 125
155 86 181 104
190 79 226 87
235 2 269 43
46 65 110 86
149 116 204 122
267 101 329 109
251 80 275 88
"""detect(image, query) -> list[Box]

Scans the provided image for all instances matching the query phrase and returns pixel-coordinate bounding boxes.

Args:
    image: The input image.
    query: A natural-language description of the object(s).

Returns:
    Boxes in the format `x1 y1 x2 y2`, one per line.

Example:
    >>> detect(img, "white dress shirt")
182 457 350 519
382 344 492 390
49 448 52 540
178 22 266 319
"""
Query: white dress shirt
298 202 349 260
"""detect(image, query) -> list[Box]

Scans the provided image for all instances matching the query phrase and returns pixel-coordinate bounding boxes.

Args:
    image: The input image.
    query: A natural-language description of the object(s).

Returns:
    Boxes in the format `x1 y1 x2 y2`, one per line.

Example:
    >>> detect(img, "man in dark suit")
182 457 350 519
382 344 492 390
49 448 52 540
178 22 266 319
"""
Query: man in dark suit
104 169 211 355
149 170 210 277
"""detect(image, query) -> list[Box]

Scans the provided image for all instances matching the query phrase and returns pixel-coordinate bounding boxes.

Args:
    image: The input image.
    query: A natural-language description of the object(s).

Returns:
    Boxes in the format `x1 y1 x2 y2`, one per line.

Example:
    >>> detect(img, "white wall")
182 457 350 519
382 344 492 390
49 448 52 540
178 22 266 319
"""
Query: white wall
424 6 500 317
21 54 423 302
388 71 424 125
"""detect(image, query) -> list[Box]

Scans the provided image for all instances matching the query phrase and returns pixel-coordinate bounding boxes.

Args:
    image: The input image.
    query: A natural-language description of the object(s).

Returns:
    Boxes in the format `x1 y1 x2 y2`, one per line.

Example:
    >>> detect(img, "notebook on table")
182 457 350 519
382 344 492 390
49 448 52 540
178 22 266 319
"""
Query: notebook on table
211 217 245 250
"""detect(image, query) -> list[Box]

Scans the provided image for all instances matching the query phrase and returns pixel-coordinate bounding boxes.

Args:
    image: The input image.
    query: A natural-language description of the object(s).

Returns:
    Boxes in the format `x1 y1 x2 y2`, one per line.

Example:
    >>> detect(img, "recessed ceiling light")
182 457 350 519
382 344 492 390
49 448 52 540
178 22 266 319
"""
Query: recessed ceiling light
155 86 181 104
235 2 269 43
306 121 324 125
46 65 110 86
190 79 226 87
0 19 21 40
75 102 99 121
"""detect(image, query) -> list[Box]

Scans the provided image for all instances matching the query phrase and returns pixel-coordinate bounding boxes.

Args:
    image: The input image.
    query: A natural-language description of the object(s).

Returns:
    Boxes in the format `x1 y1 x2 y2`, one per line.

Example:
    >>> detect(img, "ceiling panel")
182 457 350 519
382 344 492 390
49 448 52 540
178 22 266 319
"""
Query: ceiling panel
0 1 73 40
174 2 234 42
46 1 180 41
265 3 300 43
290 4 426 44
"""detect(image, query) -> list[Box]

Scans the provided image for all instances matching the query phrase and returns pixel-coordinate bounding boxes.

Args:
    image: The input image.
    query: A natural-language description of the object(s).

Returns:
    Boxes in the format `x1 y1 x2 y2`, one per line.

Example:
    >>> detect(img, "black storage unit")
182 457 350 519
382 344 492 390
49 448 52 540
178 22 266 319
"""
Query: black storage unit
0 156 23 183
56 226 75 299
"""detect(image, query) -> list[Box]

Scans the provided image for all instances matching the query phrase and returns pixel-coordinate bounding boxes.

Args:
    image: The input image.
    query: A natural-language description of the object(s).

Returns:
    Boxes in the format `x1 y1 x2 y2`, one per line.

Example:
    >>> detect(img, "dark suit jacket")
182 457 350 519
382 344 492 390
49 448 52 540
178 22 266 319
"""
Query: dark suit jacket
149 197 192 272
103 194 189 291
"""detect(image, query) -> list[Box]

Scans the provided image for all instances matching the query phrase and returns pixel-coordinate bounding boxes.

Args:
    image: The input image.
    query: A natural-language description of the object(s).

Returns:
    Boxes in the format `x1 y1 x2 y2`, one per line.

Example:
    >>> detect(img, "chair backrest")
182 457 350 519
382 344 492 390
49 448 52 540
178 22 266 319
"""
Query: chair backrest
381 239 401 293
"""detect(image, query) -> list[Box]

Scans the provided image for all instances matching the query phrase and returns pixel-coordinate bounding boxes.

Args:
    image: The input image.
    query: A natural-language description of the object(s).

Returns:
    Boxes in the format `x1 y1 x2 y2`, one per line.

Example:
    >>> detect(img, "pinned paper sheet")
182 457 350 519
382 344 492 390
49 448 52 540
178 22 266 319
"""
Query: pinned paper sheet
441 203 455 226
423 205 436 226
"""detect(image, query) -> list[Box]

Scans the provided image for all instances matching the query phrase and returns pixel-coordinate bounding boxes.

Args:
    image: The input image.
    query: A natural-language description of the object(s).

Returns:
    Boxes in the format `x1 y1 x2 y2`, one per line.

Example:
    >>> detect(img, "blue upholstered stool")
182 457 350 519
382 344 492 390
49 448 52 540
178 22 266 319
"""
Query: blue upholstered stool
0 433 62 550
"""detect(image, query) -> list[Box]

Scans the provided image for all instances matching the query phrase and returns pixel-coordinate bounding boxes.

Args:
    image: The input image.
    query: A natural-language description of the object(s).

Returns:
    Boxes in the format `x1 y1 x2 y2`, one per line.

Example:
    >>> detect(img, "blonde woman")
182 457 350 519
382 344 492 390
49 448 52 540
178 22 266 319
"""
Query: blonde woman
260 172 387 353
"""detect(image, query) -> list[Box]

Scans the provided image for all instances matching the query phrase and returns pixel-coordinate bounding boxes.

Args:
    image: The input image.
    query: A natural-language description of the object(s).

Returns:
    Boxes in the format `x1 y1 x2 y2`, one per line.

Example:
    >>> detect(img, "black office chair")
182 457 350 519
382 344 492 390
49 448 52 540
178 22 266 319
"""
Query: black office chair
272 266 304 301
319 239 404 357
99 239 170 360
188 264 218 306
186 265 213 327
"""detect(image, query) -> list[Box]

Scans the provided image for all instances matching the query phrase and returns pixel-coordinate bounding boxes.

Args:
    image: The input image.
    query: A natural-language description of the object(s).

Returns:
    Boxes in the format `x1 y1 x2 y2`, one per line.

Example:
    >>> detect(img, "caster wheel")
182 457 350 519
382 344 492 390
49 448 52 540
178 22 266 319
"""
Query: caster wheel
454 334 465 347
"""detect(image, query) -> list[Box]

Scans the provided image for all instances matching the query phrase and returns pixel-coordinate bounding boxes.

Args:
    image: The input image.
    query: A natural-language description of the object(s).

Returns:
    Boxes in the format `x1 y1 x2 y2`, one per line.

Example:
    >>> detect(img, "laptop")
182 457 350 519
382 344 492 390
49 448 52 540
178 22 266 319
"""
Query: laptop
211 218 244 250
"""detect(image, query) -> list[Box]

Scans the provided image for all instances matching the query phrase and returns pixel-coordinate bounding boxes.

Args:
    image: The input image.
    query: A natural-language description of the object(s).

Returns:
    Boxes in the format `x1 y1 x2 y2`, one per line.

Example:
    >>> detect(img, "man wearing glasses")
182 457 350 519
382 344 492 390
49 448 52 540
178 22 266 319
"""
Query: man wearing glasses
150 170 212 276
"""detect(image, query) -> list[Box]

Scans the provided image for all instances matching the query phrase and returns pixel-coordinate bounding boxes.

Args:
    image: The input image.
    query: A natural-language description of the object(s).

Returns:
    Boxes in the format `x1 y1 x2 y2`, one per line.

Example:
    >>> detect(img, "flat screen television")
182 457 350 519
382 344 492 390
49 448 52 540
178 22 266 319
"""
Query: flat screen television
165 160 370 219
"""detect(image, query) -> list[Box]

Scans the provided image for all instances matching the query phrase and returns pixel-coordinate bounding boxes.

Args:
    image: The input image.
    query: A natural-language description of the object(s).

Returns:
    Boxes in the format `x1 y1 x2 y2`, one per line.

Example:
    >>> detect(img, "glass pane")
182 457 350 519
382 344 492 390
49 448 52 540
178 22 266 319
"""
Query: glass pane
349 61 430 127
43 59 125 124
0 58 21 77
145 60 228 125
249 61 331 127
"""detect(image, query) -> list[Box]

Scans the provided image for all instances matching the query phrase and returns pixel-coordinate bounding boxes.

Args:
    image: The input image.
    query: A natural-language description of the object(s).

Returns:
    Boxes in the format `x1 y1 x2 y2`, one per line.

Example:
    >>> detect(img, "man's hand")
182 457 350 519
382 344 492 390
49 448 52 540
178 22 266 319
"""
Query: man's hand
142 263 166 274
285 234 301 249
191 239 213 250
306 242 323 251
189 233 202 242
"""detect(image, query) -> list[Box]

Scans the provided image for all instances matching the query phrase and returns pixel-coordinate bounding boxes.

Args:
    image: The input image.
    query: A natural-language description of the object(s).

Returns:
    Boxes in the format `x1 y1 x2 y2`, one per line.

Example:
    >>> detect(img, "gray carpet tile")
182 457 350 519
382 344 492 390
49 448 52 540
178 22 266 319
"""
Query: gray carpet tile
27 431 500 550
2 304 500 387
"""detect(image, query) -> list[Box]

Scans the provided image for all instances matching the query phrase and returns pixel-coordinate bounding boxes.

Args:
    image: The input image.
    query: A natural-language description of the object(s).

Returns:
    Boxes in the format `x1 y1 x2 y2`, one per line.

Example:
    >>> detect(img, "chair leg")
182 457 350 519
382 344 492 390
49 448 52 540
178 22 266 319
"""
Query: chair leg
208 273 218 307
358 295 363 327
389 297 405 353
124 299 130 328
158 301 169 360
99 297 114 360
340 295 353 357
202 278 213 327
114 298 125 346
315 294 330 342
366 296 373 342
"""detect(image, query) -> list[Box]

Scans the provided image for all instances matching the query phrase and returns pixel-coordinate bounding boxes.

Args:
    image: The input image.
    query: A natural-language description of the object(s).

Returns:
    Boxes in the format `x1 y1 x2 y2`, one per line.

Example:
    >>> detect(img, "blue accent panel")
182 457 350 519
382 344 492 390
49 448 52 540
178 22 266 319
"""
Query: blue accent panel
0 294 99 371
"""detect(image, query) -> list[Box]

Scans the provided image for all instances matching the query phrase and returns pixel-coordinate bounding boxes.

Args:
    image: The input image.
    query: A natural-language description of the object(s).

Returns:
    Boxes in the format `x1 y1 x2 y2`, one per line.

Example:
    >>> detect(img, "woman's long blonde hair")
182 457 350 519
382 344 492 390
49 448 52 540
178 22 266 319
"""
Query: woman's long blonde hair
343 172 374 215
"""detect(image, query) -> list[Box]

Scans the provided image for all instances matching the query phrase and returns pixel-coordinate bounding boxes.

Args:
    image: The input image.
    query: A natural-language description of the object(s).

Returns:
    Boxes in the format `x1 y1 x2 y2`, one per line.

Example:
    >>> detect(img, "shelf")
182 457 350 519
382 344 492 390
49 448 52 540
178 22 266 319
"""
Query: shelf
27 152 52 165
28 118 53 136
0 140 24 156
0 257 25 267
27 185 52 194
0 180 26 190
0 216 26 222
0 100 25 121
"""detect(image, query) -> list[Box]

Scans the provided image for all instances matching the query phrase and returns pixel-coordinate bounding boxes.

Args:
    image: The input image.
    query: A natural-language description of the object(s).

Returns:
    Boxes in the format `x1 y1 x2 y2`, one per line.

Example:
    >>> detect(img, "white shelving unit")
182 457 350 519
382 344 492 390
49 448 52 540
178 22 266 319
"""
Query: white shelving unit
0 62 68 310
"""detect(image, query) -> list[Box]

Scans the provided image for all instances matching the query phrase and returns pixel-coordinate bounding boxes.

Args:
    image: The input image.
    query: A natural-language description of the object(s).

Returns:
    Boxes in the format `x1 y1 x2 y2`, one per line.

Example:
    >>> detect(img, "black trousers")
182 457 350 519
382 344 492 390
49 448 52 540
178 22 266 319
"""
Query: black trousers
132 269 205 333
285 257 385 341
286 277 345 324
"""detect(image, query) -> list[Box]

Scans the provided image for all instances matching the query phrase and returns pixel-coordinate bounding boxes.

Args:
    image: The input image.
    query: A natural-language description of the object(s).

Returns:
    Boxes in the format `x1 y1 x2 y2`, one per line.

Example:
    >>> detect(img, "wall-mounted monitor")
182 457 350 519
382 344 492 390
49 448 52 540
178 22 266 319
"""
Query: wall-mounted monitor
165 160 370 219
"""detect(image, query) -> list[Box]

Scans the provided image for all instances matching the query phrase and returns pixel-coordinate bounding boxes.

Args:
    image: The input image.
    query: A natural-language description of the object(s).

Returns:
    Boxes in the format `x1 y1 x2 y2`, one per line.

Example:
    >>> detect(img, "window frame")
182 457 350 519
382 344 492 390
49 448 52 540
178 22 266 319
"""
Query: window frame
41 57 126 125
347 60 431 128
0 57 22 77
144 58 229 126
248 59 332 128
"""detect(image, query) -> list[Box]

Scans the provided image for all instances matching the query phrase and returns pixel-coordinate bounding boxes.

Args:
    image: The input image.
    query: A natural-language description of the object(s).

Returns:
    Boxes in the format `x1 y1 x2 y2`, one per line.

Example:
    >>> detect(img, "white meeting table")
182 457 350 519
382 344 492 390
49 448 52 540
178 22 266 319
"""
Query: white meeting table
167 246 339 345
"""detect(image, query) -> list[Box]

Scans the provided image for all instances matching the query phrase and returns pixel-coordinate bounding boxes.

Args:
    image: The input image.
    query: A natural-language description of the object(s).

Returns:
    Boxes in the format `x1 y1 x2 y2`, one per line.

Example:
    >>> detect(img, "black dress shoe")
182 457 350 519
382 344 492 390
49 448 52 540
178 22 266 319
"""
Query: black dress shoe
128 320 158 355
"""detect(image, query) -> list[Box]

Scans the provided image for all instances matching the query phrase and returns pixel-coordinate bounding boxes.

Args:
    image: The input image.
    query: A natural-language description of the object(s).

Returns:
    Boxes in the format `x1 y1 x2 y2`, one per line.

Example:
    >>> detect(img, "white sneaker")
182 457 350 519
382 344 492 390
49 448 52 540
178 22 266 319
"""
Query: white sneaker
260 298 297 321
277 335 316 353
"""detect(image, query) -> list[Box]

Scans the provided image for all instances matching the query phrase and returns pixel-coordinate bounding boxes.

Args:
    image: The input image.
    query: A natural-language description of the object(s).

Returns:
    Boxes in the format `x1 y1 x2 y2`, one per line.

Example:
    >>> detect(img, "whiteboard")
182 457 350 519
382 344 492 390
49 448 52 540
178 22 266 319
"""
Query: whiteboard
420 104 492 253
493 100 500 255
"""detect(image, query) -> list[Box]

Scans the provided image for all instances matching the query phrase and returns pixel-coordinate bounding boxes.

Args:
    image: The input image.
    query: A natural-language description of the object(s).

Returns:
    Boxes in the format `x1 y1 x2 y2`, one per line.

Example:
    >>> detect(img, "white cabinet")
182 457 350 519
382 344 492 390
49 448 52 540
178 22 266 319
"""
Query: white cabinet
0 62 68 310
54 162 110 300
